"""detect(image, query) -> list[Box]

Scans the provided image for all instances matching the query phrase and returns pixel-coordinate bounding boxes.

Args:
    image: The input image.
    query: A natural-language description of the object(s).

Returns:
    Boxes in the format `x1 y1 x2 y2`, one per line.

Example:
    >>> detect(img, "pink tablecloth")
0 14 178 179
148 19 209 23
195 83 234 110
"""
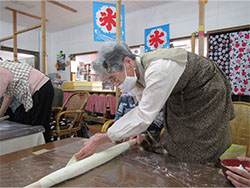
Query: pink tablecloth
63 92 72 104
85 95 116 115
63 92 116 115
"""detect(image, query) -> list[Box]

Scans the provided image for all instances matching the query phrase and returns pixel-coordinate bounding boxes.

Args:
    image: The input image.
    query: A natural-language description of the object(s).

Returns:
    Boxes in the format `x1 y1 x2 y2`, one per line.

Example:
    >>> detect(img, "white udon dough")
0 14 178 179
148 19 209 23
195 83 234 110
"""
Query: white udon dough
39 142 130 187
66 155 79 167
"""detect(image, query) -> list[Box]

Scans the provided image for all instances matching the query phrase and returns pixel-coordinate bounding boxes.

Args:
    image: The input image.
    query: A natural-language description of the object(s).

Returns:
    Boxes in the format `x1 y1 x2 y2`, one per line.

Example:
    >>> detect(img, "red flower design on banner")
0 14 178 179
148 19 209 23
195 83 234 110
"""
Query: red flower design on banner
96 6 119 34
229 31 250 95
99 8 116 31
149 30 165 48
241 88 246 92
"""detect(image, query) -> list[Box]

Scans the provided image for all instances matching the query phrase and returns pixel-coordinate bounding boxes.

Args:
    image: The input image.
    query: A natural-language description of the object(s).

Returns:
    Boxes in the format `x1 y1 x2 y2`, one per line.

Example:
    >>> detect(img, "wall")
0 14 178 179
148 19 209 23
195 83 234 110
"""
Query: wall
1 1 249 80
0 21 39 52
0 20 51 71
48 1 249 80
49 22 99 80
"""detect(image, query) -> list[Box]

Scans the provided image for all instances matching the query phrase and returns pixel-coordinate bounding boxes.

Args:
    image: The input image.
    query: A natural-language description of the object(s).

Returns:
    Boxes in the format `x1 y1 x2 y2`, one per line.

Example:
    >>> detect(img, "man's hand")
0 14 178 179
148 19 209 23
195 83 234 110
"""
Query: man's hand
226 157 250 187
75 133 110 160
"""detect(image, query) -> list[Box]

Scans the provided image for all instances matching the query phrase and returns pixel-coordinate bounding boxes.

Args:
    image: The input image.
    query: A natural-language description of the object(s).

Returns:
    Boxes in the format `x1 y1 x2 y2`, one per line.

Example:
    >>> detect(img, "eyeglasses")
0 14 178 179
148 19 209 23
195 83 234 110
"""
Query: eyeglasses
103 76 119 84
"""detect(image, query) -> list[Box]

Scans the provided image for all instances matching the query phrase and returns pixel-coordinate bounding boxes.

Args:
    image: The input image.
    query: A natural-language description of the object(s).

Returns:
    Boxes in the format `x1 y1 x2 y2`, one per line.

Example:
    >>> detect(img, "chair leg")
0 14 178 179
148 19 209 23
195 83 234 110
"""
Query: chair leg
246 145 250 157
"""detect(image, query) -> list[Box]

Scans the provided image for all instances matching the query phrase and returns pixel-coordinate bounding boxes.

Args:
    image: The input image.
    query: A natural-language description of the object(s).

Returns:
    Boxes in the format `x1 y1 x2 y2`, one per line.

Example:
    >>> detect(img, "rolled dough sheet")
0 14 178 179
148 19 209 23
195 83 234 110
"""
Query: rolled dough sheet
66 155 79 167
36 141 130 187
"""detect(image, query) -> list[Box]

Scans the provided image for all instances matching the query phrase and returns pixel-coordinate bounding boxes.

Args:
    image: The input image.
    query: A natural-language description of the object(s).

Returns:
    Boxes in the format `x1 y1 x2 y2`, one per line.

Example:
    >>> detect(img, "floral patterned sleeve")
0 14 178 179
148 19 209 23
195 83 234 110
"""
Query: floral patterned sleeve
114 94 136 121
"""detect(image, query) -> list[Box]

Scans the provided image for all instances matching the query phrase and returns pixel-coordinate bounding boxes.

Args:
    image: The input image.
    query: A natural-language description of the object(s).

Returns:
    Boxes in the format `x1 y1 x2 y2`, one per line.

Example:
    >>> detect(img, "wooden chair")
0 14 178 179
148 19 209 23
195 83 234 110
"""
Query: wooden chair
101 119 114 133
230 101 250 157
50 91 89 140
101 119 165 142
50 87 64 120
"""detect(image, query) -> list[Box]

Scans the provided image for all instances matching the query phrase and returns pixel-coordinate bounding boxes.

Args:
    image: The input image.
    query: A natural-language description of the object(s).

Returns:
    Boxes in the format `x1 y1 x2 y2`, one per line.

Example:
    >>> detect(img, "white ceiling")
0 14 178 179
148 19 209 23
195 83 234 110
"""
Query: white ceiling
0 0 169 32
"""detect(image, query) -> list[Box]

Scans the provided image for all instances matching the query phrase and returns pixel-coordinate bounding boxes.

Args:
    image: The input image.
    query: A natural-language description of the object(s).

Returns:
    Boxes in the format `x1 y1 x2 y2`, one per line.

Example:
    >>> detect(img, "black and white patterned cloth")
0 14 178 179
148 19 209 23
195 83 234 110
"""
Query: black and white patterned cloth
229 30 250 95
208 33 230 78
0 60 33 111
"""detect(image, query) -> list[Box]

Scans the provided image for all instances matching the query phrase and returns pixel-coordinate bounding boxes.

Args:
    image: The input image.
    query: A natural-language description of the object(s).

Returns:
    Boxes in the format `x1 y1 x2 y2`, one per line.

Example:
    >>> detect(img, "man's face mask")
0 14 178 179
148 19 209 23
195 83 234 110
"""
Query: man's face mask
118 65 137 91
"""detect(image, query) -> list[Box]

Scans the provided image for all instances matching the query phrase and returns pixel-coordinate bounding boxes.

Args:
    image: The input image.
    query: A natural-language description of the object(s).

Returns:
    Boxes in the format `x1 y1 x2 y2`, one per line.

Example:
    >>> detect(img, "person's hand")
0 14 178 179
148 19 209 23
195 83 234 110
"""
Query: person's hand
129 133 143 145
226 157 250 187
115 134 143 145
75 133 110 160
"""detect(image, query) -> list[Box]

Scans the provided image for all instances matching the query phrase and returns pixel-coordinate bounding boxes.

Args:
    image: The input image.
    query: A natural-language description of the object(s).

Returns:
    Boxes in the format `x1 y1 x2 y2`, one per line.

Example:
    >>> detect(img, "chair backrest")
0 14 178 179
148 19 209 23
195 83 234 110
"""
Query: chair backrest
50 91 89 139
62 92 89 117
58 91 89 120
230 101 250 156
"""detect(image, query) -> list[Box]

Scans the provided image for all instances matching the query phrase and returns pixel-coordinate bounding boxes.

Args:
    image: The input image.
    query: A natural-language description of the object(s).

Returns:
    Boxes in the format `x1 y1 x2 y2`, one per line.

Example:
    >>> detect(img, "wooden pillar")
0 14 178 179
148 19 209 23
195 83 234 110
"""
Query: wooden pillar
116 0 121 40
41 0 47 74
13 11 17 61
198 0 205 56
191 32 197 53
115 0 122 109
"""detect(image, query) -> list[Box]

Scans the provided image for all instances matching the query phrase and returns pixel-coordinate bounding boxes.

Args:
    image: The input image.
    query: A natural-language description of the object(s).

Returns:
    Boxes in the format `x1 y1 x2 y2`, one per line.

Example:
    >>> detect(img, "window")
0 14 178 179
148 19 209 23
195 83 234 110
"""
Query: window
171 36 208 57
72 52 99 81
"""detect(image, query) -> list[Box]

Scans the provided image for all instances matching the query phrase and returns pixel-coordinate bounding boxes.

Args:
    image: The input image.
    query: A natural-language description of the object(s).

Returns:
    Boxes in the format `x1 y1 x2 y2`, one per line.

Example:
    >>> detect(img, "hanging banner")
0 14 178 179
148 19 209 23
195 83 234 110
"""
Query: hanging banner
144 24 170 52
93 1 125 42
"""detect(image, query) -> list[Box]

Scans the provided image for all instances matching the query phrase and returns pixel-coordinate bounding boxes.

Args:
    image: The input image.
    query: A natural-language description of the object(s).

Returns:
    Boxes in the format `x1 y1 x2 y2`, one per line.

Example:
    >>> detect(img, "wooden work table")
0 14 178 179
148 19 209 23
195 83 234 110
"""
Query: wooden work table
0 120 45 155
0 137 231 187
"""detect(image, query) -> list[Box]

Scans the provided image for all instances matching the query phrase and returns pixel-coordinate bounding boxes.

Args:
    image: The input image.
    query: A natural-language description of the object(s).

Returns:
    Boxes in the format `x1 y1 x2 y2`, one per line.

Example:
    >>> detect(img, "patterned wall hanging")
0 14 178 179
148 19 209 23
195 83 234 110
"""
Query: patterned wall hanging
208 33 230 78
56 51 66 71
229 30 250 95
93 1 125 42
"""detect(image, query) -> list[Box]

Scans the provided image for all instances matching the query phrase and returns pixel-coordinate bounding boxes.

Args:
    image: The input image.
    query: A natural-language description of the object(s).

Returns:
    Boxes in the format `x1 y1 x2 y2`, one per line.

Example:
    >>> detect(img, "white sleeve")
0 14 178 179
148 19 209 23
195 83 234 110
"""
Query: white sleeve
107 59 186 142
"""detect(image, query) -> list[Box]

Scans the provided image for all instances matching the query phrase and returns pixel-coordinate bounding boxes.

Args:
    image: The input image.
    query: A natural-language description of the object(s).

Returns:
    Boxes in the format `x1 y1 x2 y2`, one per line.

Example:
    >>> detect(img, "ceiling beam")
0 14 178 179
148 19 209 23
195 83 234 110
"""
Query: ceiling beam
0 35 13 43
0 24 42 43
47 0 77 13
16 24 42 35
5 6 48 22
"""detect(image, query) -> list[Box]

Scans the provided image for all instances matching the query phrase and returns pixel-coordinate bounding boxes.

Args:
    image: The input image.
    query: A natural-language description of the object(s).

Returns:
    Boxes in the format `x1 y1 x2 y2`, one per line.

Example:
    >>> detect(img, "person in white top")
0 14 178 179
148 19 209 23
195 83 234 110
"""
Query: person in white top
76 41 234 163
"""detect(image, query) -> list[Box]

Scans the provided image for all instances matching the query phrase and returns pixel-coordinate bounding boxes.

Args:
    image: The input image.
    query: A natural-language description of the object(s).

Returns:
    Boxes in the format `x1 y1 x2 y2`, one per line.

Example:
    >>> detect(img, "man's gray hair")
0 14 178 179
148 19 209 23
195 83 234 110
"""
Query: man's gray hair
92 40 136 75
